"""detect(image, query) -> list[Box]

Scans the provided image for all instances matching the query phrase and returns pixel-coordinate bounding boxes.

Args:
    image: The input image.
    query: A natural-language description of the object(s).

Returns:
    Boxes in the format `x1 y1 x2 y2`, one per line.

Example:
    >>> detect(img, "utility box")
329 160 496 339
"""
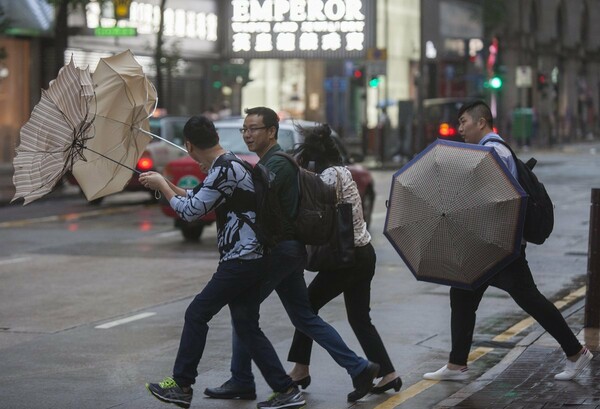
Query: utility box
512 108 534 144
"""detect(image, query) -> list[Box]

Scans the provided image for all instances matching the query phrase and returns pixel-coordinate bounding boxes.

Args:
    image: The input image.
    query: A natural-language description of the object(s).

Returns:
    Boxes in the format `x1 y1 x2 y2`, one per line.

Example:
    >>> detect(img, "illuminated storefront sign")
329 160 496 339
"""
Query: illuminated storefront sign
85 1 218 42
224 0 375 59
73 0 218 58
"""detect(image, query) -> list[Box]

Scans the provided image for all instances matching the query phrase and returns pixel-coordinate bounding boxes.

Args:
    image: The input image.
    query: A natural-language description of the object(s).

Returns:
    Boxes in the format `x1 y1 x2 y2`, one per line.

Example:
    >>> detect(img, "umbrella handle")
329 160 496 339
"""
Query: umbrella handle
136 128 188 153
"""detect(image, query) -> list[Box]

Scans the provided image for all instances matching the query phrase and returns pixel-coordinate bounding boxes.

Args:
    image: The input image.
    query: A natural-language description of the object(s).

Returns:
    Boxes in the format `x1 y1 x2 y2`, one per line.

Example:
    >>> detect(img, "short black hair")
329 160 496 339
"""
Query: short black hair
244 106 280 134
458 100 494 128
183 115 219 149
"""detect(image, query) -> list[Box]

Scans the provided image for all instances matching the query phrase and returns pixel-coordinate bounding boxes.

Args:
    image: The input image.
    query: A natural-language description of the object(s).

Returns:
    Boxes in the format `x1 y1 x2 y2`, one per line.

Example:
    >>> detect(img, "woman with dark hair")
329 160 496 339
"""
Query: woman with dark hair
287 123 402 395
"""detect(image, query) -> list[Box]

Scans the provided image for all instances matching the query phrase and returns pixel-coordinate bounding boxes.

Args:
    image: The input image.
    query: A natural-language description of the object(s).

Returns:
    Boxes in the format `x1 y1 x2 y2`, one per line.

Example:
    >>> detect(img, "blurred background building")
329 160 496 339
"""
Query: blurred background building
0 0 599 167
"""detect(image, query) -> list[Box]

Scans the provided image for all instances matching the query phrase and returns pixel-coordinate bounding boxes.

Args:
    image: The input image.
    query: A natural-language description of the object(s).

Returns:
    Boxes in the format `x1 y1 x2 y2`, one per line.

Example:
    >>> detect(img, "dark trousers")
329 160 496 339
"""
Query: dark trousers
230 240 367 387
287 243 395 378
172 258 292 392
449 247 582 366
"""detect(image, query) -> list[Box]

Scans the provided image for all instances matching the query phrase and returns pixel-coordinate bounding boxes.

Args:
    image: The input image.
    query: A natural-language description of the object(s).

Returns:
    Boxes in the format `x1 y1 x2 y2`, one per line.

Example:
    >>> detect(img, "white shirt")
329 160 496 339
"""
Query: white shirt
320 166 371 247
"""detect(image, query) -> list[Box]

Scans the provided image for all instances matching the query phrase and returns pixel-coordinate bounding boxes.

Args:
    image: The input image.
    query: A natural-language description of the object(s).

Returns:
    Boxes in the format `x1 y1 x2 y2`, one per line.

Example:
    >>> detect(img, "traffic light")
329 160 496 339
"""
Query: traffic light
368 76 380 88
537 73 547 90
210 63 222 89
489 75 502 89
351 66 365 86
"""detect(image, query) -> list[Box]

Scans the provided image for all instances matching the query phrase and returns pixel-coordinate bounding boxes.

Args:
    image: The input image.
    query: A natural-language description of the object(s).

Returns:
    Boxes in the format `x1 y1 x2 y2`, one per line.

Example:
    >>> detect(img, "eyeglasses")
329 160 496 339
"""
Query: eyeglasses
239 126 269 135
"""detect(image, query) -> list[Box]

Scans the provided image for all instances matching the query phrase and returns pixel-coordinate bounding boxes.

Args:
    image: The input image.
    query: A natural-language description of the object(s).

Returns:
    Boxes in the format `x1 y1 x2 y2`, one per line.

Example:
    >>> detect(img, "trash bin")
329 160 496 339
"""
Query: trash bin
512 108 533 144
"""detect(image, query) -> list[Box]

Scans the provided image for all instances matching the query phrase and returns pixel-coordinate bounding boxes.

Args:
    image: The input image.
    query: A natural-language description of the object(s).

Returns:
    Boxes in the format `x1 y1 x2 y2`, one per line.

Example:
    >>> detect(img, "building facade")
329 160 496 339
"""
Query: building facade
496 0 600 145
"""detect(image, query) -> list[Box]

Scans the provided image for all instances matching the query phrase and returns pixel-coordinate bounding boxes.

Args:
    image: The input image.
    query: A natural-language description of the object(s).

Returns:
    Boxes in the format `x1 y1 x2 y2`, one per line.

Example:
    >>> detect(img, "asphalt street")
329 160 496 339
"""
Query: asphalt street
0 140 599 409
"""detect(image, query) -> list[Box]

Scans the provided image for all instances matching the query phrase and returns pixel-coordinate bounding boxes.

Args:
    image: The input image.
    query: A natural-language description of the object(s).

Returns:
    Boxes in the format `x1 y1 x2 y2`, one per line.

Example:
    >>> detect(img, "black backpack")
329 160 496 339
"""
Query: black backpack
274 152 337 245
226 156 286 249
484 139 554 245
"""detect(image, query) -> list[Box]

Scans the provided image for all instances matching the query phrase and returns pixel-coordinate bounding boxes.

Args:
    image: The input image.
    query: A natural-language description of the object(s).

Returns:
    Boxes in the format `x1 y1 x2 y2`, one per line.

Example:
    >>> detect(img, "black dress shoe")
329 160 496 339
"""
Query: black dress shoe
293 375 311 389
204 380 256 400
348 361 380 402
371 377 402 394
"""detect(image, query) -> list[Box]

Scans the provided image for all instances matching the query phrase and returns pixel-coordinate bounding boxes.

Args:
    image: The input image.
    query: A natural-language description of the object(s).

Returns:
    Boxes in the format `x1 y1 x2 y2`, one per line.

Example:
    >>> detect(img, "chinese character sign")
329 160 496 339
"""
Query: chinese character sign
225 0 375 59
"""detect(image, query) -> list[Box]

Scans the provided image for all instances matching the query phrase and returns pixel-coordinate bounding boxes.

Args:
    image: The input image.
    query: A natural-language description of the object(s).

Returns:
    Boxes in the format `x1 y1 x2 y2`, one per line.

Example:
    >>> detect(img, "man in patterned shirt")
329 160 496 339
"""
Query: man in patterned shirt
139 116 304 409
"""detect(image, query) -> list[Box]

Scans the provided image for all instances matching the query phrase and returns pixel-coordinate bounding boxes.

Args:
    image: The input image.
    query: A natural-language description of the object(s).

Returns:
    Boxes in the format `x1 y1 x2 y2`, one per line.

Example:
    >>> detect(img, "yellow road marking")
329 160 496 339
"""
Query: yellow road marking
373 347 493 409
375 285 587 408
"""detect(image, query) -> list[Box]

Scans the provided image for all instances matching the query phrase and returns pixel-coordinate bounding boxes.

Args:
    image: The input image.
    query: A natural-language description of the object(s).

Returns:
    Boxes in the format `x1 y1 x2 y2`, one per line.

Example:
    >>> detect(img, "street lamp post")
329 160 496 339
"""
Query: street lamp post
415 0 426 156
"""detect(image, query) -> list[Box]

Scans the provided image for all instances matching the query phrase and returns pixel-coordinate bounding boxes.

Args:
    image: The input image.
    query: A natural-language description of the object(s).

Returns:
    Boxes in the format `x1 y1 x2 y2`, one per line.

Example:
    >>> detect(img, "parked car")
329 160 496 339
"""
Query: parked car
422 97 468 145
67 115 188 204
161 118 376 241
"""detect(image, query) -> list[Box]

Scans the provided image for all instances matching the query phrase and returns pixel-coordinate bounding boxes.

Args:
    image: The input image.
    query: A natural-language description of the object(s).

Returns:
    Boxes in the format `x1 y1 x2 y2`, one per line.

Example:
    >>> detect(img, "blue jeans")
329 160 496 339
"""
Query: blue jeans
172 258 292 392
229 240 367 388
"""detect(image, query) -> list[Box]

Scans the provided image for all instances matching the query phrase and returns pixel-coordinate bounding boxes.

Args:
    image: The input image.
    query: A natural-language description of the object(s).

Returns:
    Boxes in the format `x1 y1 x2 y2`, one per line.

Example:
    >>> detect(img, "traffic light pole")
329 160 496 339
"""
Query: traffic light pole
415 0 425 156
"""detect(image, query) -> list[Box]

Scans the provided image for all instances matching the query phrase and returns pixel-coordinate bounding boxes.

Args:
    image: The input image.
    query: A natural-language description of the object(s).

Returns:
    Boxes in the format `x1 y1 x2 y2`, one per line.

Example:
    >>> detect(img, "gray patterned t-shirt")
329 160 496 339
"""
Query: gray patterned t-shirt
169 153 263 262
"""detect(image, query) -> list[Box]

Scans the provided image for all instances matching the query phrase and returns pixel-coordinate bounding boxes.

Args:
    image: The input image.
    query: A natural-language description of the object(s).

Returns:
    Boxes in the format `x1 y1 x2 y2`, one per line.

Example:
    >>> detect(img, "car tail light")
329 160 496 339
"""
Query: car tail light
137 155 154 171
439 123 457 138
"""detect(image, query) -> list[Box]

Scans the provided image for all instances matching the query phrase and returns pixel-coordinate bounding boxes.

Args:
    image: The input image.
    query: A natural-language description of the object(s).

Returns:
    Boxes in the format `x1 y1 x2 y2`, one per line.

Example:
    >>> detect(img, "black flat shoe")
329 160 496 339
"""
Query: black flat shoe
348 361 380 402
294 375 311 389
371 377 402 394
204 380 256 400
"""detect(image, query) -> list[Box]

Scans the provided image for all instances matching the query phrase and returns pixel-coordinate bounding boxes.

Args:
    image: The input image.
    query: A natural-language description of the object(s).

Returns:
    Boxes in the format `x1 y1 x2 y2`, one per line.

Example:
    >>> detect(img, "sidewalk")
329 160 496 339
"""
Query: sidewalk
436 299 600 409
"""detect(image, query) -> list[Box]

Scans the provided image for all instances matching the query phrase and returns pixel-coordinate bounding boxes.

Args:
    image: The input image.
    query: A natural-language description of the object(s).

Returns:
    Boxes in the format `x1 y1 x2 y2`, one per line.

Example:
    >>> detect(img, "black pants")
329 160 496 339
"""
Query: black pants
449 247 582 365
287 242 395 378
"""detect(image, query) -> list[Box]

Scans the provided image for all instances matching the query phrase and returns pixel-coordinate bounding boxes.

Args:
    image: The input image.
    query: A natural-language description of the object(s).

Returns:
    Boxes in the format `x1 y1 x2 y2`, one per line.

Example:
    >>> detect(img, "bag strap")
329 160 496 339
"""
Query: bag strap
332 167 344 204
482 137 516 158
483 138 537 170
218 153 262 238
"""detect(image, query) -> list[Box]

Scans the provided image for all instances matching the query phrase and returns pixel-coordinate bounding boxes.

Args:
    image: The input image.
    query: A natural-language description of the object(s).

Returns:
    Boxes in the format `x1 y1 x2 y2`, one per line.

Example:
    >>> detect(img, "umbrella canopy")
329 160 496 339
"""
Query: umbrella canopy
12 58 94 204
71 50 157 201
384 139 527 290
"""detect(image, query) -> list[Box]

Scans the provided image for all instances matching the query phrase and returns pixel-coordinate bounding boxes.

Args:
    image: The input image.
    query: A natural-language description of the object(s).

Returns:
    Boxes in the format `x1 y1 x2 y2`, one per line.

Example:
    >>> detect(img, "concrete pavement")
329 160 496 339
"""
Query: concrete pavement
436 298 600 409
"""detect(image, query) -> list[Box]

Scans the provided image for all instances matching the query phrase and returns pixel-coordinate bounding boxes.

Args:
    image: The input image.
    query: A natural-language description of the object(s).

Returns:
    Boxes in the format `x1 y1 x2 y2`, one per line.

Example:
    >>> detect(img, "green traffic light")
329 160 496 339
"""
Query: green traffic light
368 76 380 88
489 76 502 89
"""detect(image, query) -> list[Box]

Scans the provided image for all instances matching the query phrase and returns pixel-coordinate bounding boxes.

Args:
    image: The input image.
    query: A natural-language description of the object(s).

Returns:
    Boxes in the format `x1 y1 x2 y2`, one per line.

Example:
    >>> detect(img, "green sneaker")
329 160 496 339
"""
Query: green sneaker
146 376 193 408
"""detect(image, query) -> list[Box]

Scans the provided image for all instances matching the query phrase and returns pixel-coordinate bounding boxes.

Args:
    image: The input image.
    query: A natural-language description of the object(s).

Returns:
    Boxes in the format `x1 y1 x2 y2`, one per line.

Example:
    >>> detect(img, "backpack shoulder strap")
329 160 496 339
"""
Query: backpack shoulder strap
482 138 516 158
273 151 318 172
273 151 299 168
220 153 253 173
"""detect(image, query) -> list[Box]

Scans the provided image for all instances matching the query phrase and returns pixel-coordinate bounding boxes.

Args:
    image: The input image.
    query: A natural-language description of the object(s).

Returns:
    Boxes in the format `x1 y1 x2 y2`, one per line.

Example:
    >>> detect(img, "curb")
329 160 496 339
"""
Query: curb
433 298 586 409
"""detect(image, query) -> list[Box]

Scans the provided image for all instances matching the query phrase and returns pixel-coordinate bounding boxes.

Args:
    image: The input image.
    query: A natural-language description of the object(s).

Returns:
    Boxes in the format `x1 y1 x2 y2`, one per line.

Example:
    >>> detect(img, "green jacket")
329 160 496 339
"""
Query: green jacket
259 144 298 240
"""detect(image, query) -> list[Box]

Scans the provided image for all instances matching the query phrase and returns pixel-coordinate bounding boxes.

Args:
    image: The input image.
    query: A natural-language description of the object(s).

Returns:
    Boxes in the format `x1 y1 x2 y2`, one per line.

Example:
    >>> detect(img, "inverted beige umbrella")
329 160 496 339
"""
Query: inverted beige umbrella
12 58 94 205
384 139 527 290
71 50 159 201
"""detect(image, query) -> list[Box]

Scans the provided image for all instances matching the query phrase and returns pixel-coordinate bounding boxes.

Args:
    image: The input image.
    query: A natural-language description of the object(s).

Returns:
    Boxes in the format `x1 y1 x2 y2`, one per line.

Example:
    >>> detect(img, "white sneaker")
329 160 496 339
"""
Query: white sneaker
554 348 593 380
423 365 469 381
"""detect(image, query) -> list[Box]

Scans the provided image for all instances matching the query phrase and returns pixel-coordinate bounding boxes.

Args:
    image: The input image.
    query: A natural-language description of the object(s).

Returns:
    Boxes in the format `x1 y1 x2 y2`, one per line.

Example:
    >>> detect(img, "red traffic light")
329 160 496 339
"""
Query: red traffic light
353 69 363 79
538 74 546 84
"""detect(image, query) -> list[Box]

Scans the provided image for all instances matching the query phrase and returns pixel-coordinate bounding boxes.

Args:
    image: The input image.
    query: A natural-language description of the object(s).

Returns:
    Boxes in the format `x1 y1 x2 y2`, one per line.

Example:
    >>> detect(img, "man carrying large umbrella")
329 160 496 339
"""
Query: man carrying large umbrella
423 100 592 382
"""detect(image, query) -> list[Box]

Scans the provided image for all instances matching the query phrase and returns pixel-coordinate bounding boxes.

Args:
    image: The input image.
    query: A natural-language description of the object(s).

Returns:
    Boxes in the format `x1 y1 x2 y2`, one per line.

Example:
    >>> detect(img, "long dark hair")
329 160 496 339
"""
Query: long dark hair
293 123 342 173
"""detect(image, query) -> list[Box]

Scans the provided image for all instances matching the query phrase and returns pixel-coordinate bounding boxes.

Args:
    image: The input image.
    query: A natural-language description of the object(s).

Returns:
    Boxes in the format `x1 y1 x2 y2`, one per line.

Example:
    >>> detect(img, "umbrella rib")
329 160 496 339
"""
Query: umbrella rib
136 127 188 152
